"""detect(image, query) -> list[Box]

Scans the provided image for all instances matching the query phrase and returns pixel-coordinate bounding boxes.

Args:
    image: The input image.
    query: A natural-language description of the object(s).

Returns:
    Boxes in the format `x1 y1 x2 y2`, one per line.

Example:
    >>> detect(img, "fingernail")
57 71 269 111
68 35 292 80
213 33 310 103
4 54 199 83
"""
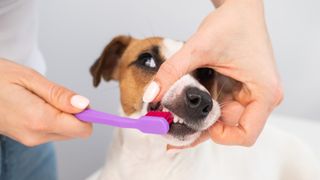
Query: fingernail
71 95 90 109
143 81 160 103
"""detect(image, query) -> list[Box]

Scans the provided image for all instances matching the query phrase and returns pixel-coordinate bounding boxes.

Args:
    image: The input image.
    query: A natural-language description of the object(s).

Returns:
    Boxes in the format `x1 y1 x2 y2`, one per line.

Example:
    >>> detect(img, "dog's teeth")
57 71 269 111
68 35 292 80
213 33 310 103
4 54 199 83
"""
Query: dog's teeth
173 118 178 123
179 119 184 124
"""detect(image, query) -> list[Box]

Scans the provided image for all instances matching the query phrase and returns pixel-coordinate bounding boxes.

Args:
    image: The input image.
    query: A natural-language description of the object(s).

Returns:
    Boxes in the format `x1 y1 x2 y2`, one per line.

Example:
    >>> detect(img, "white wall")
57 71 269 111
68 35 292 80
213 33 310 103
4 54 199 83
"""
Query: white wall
37 0 320 179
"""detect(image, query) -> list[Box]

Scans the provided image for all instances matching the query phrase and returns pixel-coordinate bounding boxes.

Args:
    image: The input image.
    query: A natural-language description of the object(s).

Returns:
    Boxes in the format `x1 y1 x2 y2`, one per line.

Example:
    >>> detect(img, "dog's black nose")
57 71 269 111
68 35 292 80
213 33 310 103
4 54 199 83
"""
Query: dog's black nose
185 87 213 119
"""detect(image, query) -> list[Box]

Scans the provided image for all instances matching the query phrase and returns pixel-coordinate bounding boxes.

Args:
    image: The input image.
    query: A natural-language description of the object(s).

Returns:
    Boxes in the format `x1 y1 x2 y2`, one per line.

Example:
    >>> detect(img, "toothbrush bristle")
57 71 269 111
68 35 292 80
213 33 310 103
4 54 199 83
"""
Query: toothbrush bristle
145 111 173 125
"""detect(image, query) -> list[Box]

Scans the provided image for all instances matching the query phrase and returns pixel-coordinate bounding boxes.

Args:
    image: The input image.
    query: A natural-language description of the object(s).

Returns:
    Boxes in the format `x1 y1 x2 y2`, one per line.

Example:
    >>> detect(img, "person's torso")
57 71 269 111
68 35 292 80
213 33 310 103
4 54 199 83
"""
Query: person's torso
0 0 45 74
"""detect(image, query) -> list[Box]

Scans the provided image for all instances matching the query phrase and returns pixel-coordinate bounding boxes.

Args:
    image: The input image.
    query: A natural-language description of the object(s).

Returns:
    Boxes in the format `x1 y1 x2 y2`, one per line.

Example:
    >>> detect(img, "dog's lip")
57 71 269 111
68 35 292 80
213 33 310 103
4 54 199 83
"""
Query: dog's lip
168 123 197 137
147 102 163 112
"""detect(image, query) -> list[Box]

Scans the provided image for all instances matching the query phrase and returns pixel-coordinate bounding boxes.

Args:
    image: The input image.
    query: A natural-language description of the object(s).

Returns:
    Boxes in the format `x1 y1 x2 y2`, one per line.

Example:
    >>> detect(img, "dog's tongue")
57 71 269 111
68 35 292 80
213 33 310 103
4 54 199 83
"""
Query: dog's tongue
145 111 173 125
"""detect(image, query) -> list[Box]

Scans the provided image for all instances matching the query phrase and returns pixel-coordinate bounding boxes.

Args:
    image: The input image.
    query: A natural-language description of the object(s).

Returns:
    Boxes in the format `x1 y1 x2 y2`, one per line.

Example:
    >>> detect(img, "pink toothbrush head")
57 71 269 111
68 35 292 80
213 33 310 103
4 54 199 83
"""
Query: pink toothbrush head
145 111 173 124
141 111 173 134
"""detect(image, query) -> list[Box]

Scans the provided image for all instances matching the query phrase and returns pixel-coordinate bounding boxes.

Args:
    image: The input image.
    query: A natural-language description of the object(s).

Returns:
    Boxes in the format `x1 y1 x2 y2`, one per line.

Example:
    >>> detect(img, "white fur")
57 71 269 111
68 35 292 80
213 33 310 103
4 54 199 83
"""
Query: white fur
87 39 320 180
161 38 184 59
88 124 320 180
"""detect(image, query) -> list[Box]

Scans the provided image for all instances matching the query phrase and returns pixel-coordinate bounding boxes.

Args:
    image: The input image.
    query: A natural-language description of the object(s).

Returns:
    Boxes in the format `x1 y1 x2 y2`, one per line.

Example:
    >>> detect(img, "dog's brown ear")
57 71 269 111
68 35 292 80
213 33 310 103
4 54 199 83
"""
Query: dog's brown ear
90 35 132 87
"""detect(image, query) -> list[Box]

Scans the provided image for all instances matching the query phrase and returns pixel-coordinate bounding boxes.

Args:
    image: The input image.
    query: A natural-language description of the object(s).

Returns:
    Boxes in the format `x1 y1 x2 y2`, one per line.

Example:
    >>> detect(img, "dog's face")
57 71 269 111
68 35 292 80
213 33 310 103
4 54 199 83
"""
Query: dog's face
91 36 237 146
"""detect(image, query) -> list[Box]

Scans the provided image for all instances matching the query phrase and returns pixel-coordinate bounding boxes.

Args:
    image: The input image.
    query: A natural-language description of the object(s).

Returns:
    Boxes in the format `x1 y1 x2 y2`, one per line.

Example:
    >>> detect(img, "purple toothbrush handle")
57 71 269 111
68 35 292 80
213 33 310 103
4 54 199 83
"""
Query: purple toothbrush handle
75 109 169 135
75 109 135 127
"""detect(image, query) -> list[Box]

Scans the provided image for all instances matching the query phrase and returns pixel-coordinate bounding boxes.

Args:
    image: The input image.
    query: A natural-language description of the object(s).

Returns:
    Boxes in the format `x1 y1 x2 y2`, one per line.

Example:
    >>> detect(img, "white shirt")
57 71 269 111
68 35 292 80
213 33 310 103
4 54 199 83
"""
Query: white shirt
0 0 46 74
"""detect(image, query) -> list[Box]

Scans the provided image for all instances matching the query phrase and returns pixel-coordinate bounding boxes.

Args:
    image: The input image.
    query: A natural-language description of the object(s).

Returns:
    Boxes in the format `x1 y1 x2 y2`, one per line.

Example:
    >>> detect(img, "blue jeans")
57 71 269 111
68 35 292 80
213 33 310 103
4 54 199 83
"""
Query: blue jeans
0 136 57 180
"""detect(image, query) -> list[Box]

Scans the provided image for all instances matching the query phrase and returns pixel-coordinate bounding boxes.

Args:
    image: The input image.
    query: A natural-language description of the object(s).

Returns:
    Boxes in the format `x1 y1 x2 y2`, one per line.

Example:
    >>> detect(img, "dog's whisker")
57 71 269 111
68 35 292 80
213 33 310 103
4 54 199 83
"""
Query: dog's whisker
215 80 227 101
218 100 233 107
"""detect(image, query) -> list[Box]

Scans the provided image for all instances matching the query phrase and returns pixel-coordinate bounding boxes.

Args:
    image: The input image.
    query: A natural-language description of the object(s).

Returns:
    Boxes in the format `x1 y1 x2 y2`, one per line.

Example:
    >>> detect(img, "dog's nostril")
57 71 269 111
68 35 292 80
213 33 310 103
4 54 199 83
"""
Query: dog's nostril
185 87 213 119
187 93 201 108
202 104 213 116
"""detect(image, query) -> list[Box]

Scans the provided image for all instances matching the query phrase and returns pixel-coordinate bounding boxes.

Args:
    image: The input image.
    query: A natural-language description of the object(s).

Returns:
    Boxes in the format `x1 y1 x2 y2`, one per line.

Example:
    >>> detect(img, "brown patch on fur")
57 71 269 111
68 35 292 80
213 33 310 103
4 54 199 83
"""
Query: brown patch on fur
118 38 163 114
193 68 241 105
90 35 163 115
90 35 132 86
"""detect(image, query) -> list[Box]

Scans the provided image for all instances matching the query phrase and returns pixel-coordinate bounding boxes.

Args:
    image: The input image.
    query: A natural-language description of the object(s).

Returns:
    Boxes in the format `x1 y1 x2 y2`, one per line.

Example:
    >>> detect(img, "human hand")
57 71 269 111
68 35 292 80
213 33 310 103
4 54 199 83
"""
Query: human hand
143 0 283 147
0 59 92 146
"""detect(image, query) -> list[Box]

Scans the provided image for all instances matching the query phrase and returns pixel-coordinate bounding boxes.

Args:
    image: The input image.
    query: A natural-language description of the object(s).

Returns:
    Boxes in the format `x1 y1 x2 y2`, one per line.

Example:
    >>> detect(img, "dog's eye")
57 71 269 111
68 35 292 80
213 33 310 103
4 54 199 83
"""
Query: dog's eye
196 68 215 81
136 53 157 69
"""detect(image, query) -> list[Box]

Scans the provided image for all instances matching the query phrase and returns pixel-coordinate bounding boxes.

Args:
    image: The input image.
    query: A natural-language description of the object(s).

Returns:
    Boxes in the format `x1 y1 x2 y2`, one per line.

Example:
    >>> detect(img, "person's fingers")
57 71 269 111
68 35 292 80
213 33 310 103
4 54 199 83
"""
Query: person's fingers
10 85 92 139
20 69 89 114
44 133 72 141
50 111 93 138
220 101 245 126
208 101 270 146
32 133 71 146
16 90 93 140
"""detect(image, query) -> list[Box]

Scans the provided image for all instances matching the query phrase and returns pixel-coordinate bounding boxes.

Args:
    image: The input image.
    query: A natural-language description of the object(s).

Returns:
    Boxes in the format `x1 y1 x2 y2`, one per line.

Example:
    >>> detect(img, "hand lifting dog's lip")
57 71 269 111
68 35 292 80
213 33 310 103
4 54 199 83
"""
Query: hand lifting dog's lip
90 36 237 146
87 35 319 180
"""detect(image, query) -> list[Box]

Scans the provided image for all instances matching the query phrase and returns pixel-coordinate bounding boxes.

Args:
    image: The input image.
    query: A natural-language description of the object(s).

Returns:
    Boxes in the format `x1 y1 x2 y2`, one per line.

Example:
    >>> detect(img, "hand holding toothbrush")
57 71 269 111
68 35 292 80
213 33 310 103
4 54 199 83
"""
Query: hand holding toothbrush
0 59 92 147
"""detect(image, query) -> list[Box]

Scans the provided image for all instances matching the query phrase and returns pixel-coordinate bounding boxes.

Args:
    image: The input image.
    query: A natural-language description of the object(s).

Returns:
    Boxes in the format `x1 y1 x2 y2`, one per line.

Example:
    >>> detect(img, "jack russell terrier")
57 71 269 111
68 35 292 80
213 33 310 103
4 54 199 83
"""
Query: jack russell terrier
87 35 319 180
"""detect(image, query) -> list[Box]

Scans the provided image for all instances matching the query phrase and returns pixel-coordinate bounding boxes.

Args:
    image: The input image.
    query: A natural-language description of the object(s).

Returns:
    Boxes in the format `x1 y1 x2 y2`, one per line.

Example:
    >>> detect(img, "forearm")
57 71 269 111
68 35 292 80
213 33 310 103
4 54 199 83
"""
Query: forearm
211 0 263 8
211 0 225 7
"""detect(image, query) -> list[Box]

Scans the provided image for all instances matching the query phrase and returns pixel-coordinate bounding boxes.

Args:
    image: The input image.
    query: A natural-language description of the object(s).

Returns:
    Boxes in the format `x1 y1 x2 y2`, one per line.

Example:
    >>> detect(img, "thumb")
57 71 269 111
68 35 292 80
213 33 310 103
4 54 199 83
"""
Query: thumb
21 70 89 113
143 42 199 103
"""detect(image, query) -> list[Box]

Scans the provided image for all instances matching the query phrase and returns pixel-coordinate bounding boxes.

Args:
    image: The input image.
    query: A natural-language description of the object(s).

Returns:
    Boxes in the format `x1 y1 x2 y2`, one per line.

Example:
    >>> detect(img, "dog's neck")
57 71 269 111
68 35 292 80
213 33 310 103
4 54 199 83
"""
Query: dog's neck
99 109 218 180
116 109 170 159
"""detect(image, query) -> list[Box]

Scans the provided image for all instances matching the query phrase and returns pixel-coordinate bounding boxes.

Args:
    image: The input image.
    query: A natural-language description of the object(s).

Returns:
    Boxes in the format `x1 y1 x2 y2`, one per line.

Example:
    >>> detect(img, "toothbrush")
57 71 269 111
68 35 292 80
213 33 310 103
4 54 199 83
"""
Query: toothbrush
75 109 173 135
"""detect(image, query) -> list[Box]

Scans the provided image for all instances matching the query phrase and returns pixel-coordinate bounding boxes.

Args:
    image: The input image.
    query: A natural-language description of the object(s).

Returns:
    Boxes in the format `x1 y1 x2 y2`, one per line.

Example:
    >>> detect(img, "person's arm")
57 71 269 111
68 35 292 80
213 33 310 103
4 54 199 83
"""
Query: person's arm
211 0 225 7
0 59 92 146
143 0 283 147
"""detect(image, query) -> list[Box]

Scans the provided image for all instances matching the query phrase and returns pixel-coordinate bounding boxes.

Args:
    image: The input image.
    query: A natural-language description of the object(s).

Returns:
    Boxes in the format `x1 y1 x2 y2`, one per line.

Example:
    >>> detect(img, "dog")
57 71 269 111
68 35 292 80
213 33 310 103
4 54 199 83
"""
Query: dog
87 35 320 180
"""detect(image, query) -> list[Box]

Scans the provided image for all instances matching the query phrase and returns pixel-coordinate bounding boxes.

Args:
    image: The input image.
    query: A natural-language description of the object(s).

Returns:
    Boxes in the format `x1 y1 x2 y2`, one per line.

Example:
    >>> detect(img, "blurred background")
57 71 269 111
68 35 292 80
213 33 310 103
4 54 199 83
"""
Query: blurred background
37 0 320 179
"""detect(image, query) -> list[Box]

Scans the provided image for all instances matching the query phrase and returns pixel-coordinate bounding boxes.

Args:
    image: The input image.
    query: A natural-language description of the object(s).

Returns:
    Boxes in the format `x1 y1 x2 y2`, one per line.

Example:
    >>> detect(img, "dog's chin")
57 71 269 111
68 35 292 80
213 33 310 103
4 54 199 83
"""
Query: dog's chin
163 131 201 146
163 113 202 146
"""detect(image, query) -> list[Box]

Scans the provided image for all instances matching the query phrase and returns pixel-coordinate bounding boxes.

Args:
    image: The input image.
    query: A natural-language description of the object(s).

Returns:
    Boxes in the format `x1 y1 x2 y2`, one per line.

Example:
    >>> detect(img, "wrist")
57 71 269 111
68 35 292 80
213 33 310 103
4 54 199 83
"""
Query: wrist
211 0 225 7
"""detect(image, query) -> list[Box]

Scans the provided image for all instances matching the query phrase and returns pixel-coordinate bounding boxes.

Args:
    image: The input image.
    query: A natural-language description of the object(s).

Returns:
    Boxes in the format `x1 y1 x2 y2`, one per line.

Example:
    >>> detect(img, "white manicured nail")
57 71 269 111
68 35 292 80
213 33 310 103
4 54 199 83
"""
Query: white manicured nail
71 95 90 109
143 81 160 103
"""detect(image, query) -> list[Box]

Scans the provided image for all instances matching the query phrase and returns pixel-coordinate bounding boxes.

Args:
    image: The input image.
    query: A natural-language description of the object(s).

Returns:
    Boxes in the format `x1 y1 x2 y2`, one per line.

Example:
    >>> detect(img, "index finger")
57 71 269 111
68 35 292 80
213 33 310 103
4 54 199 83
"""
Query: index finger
38 103 93 138
151 45 192 102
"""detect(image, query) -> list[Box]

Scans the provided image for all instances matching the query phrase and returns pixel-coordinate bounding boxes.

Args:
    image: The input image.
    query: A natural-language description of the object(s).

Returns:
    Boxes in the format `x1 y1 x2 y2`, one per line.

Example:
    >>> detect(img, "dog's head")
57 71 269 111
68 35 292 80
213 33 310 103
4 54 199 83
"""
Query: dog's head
91 35 238 146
